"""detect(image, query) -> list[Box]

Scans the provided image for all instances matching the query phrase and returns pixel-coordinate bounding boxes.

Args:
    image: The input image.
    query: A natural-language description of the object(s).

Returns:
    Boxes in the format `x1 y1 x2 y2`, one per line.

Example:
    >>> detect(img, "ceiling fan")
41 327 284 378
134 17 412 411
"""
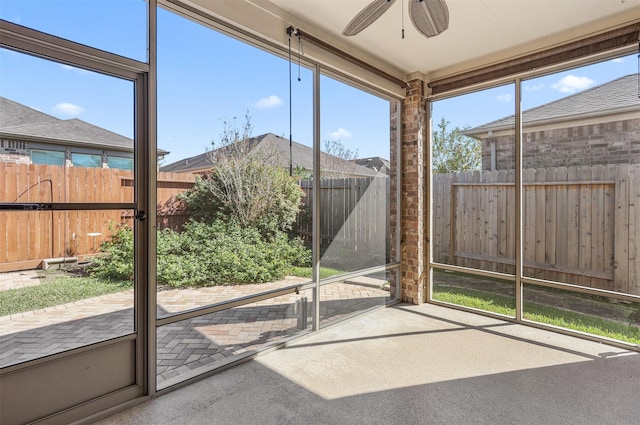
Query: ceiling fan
343 0 449 39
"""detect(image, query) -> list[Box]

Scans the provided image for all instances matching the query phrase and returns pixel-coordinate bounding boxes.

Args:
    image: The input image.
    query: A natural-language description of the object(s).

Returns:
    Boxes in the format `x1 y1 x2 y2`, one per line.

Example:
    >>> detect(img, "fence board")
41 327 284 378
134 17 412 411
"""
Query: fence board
544 168 557 282
591 165 605 288
497 170 508 273
15 164 29 263
568 168 582 285
555 167 568 283
603 165 616 291
534 168 546 279
579 166 593 287
614 164 630 293
523 169 536 278
0 164 6 262
472 171 481 270
442 172 452 264
433 174 444 262
629 165 640 294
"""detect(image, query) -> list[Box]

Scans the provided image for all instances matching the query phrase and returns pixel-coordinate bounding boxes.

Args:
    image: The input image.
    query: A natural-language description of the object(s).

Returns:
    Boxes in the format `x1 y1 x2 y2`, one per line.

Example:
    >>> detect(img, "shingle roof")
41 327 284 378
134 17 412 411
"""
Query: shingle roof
351 156 391 174
161 133 384 177
0 97 59 128
465 74 639 136
0 96 169 155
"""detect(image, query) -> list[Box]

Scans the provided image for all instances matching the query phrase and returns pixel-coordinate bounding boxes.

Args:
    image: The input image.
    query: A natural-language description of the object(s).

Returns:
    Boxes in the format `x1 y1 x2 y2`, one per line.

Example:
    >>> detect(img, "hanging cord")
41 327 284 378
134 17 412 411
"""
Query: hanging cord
401 0 405 39
287 26 295 176
297 34 303 81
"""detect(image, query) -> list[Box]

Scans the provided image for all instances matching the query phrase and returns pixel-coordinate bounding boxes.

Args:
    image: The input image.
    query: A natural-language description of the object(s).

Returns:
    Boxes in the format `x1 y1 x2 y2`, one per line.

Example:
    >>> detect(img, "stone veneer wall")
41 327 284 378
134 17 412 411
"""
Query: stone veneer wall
482 118 640 170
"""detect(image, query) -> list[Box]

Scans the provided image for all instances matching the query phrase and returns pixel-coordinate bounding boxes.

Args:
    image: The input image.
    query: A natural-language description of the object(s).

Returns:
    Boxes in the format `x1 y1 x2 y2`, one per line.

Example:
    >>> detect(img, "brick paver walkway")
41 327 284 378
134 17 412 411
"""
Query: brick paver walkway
0 269 44 291
0 273 389 385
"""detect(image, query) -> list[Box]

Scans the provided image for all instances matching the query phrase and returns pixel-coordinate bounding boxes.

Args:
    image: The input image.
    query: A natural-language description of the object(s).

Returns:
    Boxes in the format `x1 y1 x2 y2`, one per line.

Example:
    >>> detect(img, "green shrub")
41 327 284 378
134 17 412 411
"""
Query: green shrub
176 116 303 237
90 220 311 287
179 160 303 237
89 223 134 280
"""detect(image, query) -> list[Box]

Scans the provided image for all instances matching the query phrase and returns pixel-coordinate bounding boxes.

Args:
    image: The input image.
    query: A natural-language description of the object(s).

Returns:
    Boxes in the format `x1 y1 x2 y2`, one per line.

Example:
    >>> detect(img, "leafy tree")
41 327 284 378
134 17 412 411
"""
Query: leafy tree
322 139 358 161
432 117 481 173
179 115 303 236
321 139 359 177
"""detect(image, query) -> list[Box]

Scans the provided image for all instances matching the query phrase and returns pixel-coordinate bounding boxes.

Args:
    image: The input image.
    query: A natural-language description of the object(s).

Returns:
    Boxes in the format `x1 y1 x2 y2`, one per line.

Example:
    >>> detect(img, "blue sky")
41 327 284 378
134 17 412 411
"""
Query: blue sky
0 1 636 163
433 55 636 131
0 1 391 162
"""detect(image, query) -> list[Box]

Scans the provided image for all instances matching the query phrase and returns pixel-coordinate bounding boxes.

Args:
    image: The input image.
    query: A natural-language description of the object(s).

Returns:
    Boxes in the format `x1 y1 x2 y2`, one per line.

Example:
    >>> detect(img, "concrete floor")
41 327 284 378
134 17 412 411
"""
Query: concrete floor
96 303 640 425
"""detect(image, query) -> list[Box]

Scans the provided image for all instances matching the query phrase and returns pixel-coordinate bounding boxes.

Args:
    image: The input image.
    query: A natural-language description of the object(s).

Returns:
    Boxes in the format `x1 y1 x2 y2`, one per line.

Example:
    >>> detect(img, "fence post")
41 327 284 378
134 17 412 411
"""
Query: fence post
614 164 629 293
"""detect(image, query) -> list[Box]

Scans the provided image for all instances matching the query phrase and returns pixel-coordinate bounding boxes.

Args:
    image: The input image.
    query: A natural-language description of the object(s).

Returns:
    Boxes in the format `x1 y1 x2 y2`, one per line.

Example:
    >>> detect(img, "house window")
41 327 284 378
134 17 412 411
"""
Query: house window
31 149 65 166
107 156 133 170
71 153 102 168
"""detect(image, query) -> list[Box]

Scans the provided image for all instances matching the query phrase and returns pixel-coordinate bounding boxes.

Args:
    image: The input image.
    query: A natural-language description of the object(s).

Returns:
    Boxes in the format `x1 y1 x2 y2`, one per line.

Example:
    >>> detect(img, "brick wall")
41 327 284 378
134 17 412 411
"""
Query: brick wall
0 152 30 164
0 139 29 163
398 79 427 304
389 101 399 300
482 118 640 170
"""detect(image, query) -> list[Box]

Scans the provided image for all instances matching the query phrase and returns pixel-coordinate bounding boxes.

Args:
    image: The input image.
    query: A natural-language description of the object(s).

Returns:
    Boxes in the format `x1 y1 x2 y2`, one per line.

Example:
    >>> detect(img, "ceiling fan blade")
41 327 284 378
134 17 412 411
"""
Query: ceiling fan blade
343 0 397 36
409 0 449 38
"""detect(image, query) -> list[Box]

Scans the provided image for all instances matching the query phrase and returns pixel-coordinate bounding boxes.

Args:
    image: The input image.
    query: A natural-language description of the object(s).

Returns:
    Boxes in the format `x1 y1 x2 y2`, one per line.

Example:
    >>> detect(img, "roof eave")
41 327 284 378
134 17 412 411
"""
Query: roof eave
464 105 640 138
0 131 170 156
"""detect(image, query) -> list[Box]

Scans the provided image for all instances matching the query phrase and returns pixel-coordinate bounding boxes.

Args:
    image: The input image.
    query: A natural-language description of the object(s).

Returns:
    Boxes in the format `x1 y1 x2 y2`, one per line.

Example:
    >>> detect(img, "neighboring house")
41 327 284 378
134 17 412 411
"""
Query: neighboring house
464 74 640 170
351 156 391 175
161 132 385 178
0 96 168 169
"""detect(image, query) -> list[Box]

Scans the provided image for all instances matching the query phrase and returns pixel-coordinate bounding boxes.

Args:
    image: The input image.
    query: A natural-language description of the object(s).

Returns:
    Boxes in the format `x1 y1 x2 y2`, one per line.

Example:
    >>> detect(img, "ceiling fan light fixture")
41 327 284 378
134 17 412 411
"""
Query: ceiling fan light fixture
343 0 397 36
410 0 449 38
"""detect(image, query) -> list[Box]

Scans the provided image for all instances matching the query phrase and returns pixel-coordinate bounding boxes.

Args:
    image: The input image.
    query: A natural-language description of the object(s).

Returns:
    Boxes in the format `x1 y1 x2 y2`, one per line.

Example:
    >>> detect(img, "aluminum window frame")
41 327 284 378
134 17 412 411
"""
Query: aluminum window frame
427 49 640 352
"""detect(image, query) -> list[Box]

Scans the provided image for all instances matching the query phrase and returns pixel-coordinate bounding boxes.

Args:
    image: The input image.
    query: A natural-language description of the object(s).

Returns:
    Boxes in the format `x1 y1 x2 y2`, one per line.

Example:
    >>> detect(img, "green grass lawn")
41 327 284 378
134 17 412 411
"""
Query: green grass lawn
0 277 131 317
287 266 344 280
0 267 343 317
433 285 640 345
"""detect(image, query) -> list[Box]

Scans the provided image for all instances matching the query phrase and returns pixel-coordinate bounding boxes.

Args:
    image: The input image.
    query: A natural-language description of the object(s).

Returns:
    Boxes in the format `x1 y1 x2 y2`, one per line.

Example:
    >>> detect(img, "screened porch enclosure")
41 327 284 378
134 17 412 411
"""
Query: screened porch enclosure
0 1 639 424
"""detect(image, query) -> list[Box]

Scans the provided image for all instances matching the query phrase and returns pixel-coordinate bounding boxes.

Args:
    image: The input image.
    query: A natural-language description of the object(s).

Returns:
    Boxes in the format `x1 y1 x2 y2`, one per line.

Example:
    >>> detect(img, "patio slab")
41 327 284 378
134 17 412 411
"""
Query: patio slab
96 303 640 425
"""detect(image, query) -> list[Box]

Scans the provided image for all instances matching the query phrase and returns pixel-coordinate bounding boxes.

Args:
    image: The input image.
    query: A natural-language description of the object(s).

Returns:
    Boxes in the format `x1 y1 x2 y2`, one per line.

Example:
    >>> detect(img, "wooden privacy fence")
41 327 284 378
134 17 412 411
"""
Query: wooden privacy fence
0 163 392 272
0 163 195 272
432 164 640 296
294 177 390 258
12 161 640 295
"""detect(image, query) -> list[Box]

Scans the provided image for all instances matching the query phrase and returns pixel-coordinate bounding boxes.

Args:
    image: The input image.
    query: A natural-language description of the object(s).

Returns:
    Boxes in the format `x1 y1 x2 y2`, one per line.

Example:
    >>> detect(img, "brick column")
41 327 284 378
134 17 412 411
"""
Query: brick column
399 78 428 304
389 101 399 301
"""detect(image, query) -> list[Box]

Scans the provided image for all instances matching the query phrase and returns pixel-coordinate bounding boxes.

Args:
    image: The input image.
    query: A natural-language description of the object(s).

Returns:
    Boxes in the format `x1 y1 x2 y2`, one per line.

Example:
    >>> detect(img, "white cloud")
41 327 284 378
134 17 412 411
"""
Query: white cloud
252 95 283 109
59 64 90 74
328 128 352 140
496 94 512 103
551 75 594 94
53 102 84 116
611 58 625 64
525 83 544 92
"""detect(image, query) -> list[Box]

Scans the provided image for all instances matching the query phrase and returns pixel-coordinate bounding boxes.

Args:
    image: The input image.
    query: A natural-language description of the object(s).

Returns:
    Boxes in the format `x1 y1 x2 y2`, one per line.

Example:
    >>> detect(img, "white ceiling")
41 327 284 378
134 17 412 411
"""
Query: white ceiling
188 0 639 87
267 0 639 77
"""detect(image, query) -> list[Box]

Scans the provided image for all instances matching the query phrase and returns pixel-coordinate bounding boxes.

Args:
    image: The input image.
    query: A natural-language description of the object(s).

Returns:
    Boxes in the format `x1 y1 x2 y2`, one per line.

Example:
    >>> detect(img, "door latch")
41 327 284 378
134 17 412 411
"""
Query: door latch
134 210 147 221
